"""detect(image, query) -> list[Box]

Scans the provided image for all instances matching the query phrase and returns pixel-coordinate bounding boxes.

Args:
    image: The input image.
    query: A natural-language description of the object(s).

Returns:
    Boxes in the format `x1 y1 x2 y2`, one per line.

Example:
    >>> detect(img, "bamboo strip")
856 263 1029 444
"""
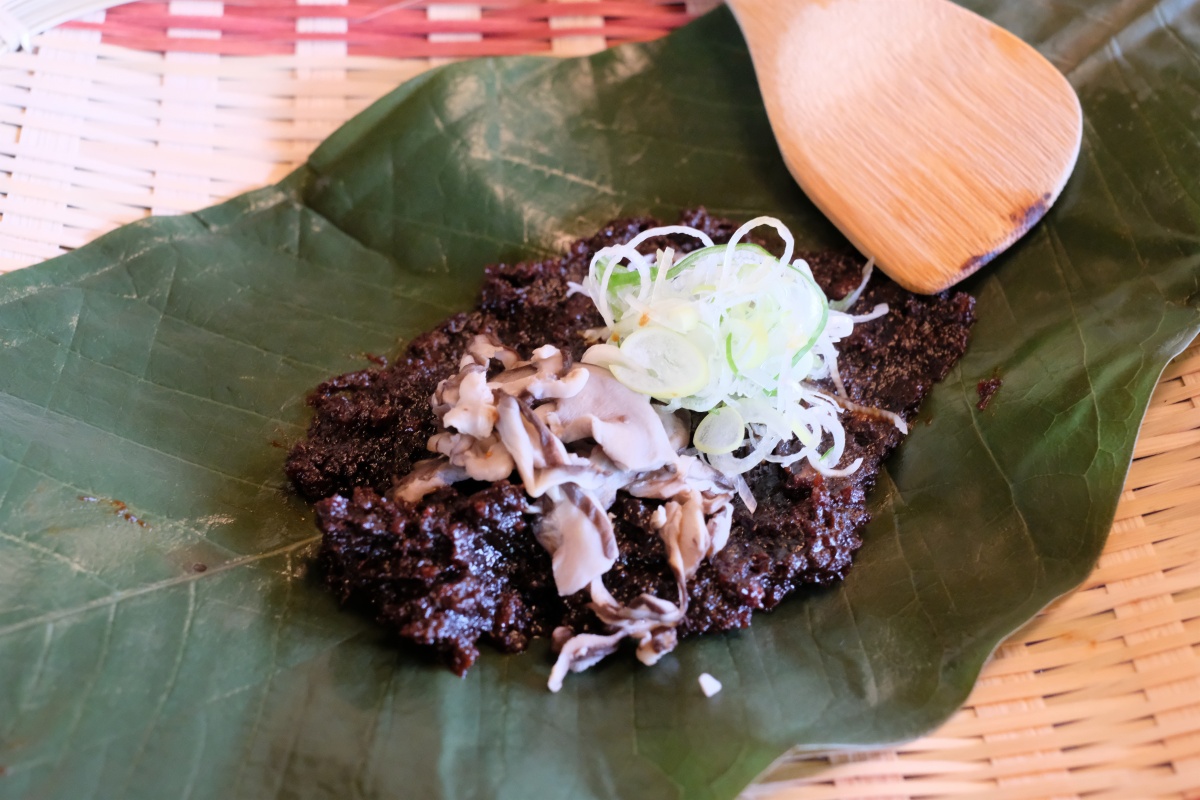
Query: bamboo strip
1162 350 1200 381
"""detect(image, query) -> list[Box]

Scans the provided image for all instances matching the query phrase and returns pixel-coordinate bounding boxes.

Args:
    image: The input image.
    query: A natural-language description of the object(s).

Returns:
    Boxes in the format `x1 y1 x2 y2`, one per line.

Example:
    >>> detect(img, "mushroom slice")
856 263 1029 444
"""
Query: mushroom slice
490 344 589 401
625 455 735 504
569 447 630 510
654 406 692 452
540 364 678 473
465 334 520 370
441 368 497 439
547 630 627 693
492 365 589 401
391 458 471 503
495 394 590 497
591 586 684 628
651 492 711 583
585 580 685 669
706 502 734 557
537 483 618 597
635 627 678 667
431 362 487 421
429 431 515 482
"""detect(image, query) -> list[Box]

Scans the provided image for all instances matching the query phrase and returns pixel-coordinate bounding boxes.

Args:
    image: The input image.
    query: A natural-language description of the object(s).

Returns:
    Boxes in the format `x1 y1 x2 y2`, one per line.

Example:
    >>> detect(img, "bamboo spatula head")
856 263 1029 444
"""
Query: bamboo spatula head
725 0 1083 294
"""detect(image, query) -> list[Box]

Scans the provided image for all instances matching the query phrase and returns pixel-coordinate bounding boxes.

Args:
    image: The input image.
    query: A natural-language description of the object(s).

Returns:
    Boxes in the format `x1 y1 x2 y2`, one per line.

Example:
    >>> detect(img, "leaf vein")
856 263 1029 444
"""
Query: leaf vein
0 536 318 639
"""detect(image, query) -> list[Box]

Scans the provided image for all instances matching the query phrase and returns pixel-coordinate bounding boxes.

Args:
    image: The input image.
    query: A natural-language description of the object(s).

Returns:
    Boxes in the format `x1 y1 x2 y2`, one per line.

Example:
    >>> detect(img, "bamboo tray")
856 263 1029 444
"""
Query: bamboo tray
0 2 1196 797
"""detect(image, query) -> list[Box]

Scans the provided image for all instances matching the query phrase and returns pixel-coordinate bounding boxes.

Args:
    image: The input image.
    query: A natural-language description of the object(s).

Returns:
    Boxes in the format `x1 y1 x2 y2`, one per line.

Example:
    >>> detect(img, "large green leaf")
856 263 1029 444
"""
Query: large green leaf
1 4 1198 799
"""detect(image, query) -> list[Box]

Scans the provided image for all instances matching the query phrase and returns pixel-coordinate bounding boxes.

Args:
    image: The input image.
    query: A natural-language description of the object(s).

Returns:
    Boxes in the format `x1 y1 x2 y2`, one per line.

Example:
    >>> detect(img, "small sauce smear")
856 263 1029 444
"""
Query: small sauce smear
78 496 148 527
192 563 208 573
976 377 1003 410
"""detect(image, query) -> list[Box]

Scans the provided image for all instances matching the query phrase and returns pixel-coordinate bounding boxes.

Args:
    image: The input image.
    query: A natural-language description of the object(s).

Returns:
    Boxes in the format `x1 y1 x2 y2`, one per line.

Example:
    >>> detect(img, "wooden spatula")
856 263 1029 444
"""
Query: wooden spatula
725 0 1083 294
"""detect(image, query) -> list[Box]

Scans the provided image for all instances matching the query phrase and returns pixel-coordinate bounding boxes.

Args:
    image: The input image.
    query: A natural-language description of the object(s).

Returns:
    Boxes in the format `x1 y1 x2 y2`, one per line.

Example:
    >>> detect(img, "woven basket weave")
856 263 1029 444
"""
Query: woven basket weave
64 0 699 56
0 3 1196 797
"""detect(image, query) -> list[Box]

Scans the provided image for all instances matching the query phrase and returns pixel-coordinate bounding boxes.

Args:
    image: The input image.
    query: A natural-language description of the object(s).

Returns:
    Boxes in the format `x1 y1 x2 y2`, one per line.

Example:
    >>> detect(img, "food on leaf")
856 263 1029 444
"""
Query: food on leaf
286 209 975 688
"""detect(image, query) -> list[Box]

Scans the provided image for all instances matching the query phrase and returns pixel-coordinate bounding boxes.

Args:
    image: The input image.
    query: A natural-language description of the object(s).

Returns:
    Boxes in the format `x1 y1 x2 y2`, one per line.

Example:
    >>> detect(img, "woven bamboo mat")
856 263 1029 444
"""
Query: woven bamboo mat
752 341 1200 799
0 1 717 272
0 3 1197 798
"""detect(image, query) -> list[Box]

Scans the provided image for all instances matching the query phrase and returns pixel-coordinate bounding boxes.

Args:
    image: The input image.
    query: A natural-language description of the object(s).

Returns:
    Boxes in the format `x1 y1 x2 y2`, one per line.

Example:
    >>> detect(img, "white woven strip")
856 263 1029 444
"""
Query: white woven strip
684 0 722 17
0 27 431 271
428 3 481 68
0 4 32 51
549 0 606 57
296 0 349 152
0 25 105 266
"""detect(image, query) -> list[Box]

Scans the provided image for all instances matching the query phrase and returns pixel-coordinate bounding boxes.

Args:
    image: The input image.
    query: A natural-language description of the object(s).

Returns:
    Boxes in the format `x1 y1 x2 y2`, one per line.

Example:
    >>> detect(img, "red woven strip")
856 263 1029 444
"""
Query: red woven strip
73 28 675 49
78 33 555 57
71 17 298 35
347 40 549 57
62 0 698 57
69 13 682 35
97 34 295 54
83 1 689 18
208 0 686 8
208 0 574 6
85 1 689 26
486 2 687 18
208 2 687 21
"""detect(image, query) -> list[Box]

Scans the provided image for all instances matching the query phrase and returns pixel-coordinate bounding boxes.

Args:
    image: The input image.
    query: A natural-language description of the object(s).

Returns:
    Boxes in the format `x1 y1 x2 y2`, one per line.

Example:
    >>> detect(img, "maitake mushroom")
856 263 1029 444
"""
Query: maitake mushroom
394 335 736 690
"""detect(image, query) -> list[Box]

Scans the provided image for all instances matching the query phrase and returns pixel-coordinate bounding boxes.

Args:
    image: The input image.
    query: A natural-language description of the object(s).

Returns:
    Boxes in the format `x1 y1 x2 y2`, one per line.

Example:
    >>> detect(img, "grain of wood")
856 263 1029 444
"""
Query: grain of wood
724 0 1083 294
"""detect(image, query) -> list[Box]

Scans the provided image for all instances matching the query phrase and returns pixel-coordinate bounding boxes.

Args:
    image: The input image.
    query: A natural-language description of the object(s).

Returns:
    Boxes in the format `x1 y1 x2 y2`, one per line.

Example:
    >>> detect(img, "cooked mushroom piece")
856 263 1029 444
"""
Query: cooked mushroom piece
428 431 515 483
546 630 626 693
490 344 589 400
391 335 741 689
441 368 497 439
391 458 470 504
537 483 618 596
539 364 678 473
494 394 590 497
